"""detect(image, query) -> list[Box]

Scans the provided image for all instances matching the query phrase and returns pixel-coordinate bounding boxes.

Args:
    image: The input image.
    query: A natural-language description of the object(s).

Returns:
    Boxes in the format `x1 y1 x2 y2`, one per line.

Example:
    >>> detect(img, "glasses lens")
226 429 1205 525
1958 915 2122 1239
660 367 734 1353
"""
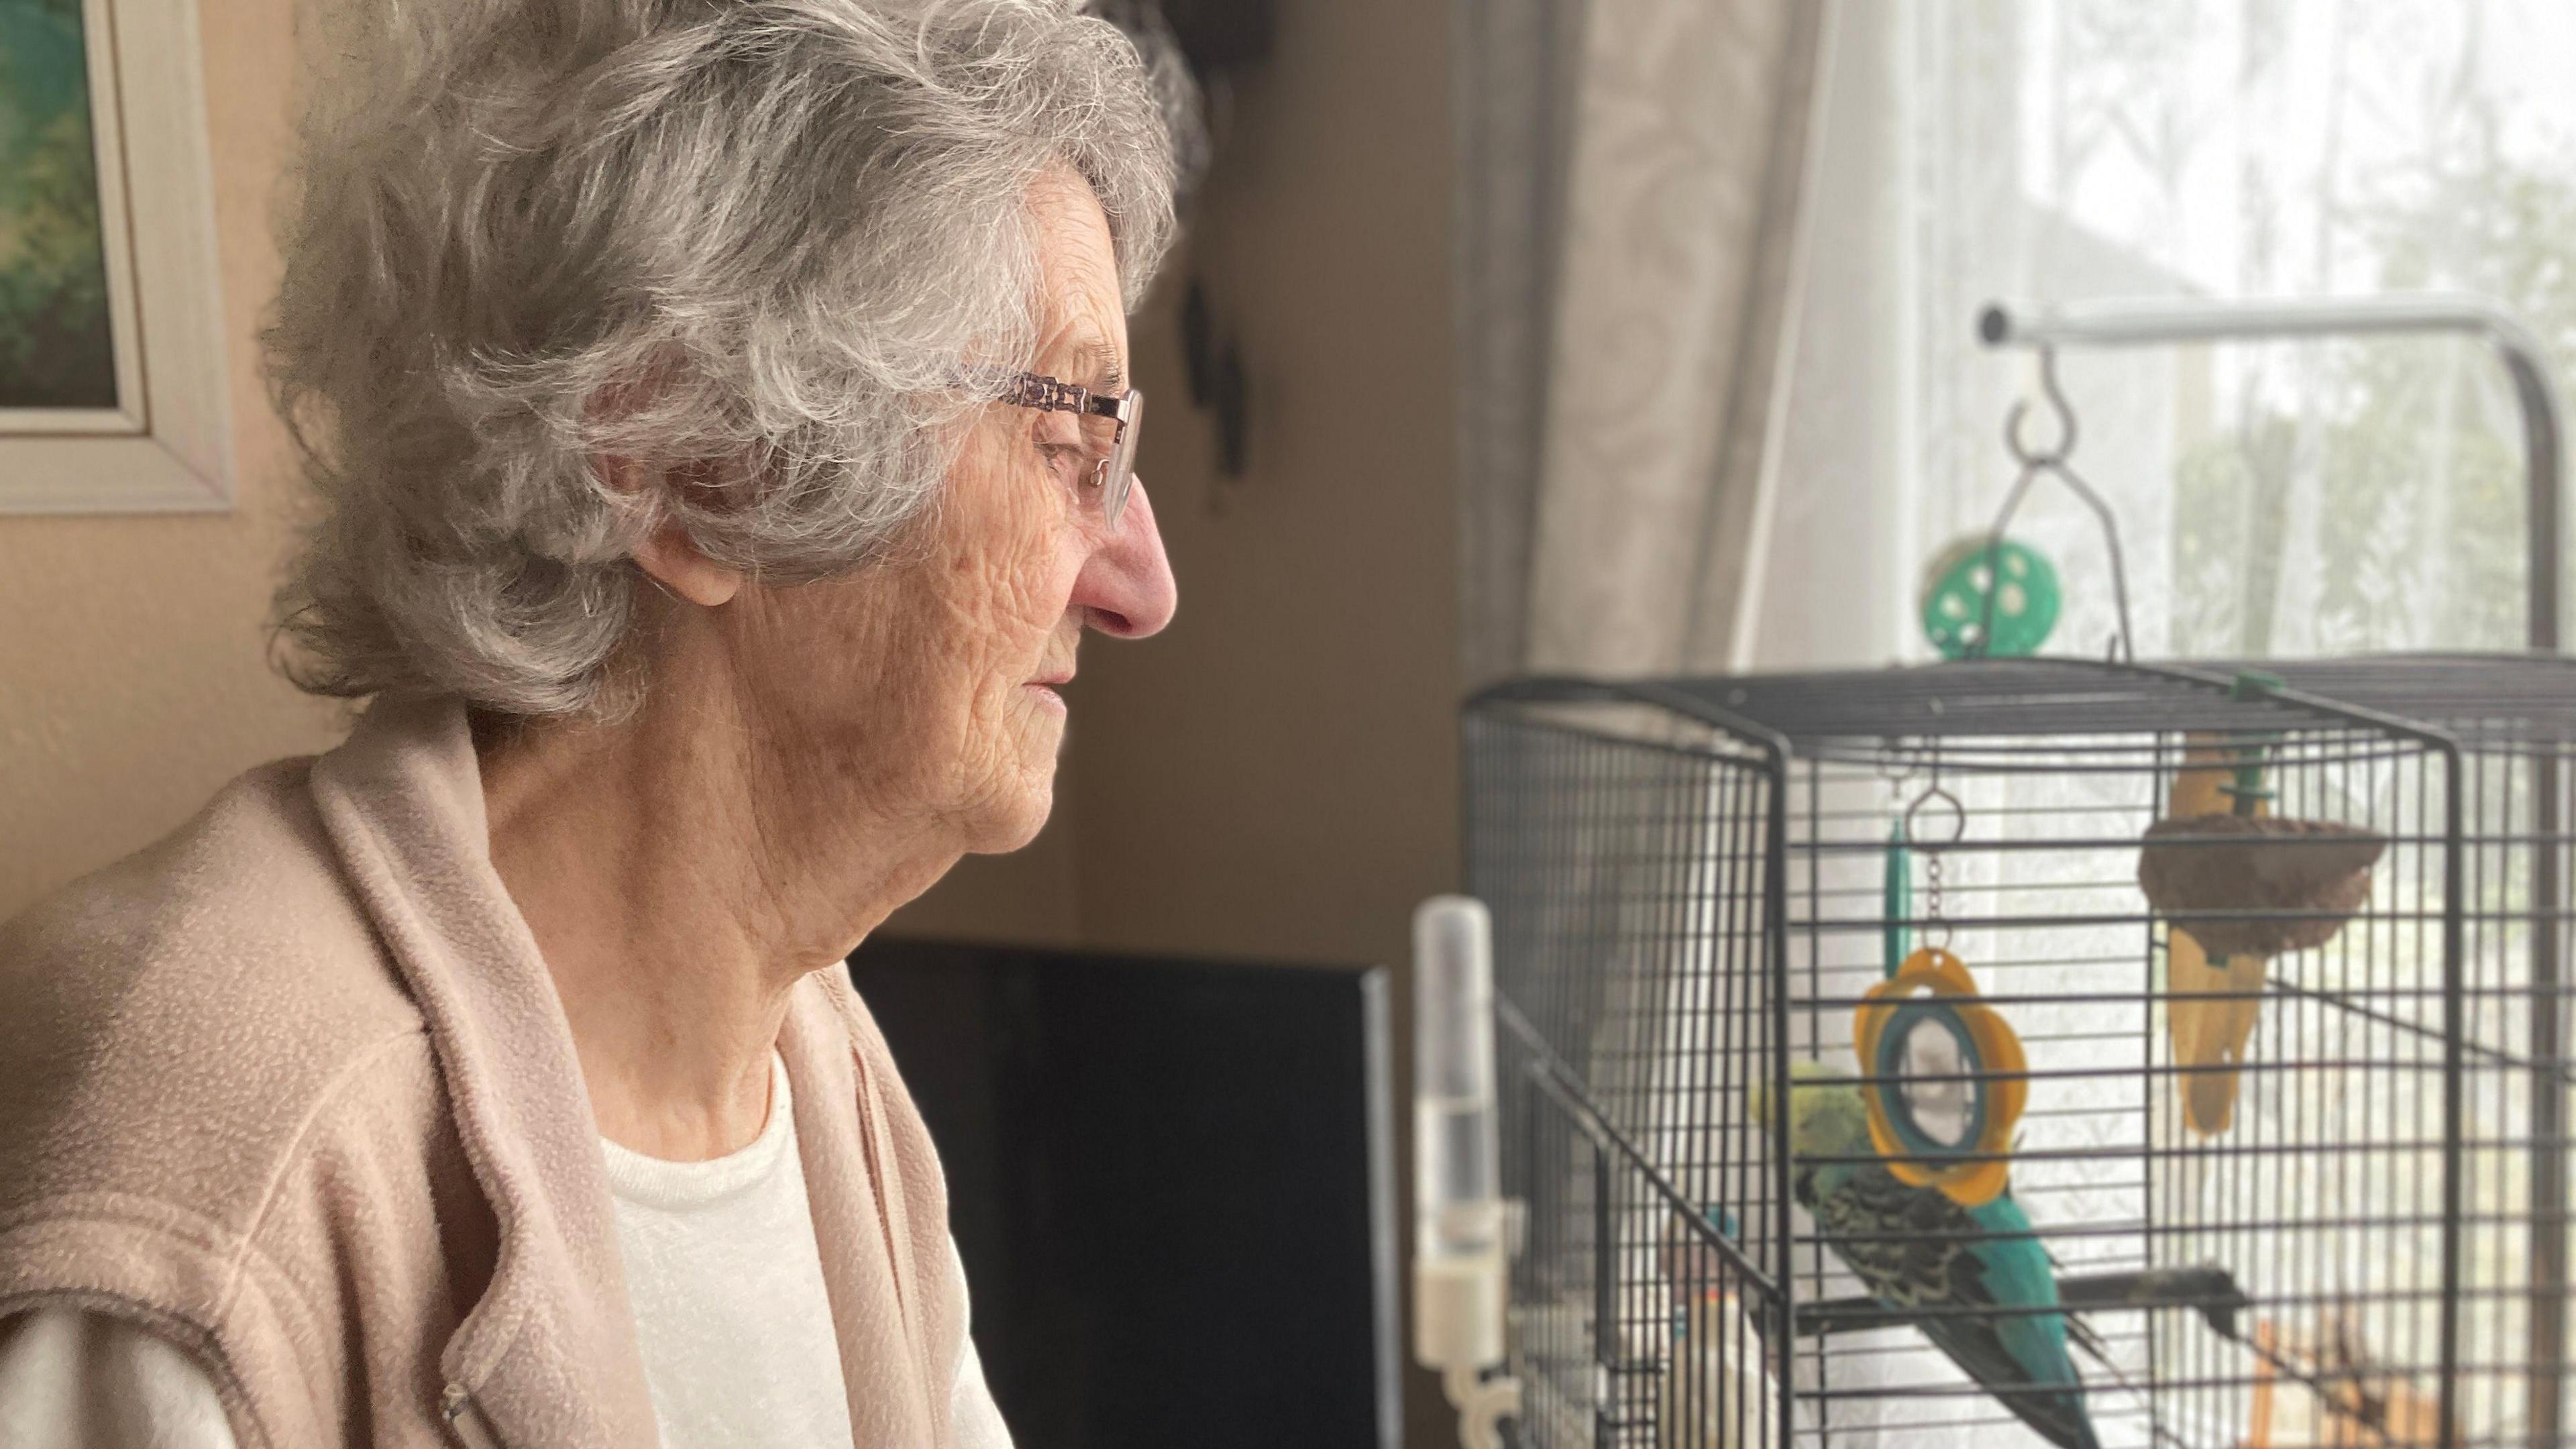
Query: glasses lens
1081 390 1140 529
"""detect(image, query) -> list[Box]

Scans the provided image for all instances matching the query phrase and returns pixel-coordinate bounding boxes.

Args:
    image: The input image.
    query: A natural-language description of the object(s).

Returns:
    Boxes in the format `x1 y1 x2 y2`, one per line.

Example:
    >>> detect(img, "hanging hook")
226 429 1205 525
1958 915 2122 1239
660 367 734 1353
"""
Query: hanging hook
2005 345 2080 467
1903 747 1964 848
1902 753 1963 953
1903 780 1968 850
1975 341 2137 663
1877 741 1920 787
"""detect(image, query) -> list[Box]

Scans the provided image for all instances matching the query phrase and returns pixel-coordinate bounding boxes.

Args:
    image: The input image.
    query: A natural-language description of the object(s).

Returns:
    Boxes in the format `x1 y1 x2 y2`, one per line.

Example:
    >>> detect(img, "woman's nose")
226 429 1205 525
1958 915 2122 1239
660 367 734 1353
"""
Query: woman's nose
1070 478 1177 638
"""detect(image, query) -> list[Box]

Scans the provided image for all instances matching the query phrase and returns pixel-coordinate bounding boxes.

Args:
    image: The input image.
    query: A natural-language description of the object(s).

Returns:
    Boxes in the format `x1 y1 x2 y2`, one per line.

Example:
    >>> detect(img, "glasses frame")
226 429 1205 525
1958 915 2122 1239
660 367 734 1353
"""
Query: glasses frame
1002 371 1142 529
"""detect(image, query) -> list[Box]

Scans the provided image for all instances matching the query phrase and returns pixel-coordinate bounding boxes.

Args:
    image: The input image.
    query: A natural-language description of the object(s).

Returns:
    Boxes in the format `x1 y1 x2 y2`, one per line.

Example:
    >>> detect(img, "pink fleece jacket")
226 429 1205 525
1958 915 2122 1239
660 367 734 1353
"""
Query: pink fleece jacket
0 696 965 1448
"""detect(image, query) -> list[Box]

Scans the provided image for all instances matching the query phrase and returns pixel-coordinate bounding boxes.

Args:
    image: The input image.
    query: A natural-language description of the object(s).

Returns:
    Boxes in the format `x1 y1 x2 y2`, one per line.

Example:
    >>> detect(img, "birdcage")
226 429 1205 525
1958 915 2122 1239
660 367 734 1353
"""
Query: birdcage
1467 657 2575 1449
1442 300 2576 1449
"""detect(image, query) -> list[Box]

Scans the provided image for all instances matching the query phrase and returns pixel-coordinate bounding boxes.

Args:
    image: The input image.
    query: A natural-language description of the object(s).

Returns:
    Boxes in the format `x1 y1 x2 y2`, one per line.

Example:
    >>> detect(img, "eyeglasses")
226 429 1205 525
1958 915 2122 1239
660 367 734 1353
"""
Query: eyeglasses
1000 371 1143 529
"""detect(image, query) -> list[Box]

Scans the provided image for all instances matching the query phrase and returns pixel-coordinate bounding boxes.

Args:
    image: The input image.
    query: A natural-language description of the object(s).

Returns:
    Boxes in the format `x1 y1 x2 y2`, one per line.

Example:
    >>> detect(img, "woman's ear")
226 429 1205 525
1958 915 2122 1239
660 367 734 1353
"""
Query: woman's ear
633 519 743 607
598 452 743 607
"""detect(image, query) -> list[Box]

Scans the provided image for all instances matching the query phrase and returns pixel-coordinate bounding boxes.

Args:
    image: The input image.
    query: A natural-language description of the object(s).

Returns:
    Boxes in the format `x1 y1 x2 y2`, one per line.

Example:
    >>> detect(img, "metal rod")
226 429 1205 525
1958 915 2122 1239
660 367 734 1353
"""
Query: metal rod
1764 750 1797 1449
2437 744 2469 1449
1794 1264 2247 1340
2536 751 2569 1444
1978 294 2565 653
1591 1136 1615 1397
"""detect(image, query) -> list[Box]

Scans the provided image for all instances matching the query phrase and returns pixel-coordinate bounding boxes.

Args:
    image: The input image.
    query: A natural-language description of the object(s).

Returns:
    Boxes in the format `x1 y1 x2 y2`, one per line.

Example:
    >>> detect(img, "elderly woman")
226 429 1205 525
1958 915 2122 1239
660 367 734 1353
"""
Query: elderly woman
0 1 1175 1445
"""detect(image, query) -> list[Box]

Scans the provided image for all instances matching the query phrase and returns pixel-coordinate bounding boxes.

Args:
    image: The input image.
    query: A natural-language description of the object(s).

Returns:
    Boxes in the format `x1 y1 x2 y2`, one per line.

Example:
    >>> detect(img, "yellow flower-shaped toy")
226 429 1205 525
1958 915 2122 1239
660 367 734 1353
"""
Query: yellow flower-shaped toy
1854 947 2028 1207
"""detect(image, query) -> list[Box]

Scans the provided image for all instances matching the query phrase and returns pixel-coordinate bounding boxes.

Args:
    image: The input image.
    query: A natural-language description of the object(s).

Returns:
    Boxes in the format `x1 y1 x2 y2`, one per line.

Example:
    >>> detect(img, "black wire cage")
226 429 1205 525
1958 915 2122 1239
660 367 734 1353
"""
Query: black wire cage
1464 656 2576 1449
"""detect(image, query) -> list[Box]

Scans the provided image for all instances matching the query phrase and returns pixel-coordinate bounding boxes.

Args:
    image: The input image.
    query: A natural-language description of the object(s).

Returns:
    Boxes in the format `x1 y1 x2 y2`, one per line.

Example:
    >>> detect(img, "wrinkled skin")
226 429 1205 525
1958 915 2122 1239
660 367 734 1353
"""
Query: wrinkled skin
634 166 1172 861
481 169 1176 1159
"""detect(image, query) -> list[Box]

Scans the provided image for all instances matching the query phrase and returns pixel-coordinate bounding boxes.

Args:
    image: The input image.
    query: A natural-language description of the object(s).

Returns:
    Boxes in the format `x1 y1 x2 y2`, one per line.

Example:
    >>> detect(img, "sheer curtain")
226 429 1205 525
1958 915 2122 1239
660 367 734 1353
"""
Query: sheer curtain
1755 0 2576 671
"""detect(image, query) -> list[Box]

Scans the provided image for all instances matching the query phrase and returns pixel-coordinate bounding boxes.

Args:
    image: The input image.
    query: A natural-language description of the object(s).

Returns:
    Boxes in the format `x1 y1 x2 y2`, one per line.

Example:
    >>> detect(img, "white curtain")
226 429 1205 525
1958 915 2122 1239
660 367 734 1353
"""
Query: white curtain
1464 0 2573 678
1757 0 2576 672
1456 0 1829 684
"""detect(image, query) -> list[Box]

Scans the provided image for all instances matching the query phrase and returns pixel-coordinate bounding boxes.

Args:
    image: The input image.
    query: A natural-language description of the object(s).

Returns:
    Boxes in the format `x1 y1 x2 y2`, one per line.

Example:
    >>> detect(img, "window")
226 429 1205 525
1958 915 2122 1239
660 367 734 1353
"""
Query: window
1759 0 2576 665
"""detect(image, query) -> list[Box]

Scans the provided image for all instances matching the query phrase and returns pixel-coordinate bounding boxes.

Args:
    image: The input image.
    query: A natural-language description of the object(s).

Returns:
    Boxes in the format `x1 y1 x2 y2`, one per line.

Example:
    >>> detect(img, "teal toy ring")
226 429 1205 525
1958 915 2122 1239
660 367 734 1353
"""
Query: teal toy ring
1870 1000 1991 1165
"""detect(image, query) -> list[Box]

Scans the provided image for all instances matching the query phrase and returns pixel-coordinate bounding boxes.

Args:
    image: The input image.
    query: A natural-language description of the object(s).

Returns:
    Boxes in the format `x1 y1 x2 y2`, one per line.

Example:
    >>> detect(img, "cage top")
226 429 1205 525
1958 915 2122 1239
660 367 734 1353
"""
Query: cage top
1475 655 2576 751
2239 655 2576 745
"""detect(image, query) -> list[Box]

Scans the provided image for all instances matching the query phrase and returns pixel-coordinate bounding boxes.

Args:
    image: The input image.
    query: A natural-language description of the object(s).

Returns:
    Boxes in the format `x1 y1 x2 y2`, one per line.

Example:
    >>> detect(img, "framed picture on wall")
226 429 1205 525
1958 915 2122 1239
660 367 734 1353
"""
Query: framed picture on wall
0 0 230 513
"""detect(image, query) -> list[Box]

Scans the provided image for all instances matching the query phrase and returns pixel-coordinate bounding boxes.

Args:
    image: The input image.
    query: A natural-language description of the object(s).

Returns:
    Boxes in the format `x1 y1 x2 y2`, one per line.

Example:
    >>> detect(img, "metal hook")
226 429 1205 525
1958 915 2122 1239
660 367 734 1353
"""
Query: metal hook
1903 765 1964 953
1903 781 1967 849
1974 343 2138 663
2005 345 2080 466
1876 741 1919 786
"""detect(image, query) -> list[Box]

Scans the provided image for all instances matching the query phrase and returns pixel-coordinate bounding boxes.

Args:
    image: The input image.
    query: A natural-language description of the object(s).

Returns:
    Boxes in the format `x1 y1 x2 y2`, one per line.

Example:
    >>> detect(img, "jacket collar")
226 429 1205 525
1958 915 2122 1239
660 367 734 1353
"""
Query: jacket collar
305 696 949 1448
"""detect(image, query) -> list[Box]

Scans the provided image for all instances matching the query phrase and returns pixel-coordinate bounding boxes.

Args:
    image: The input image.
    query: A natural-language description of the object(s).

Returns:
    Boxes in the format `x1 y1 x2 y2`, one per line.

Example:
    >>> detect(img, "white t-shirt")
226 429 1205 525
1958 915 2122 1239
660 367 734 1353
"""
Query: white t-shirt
0 1053 1011 1448
603 1051 1012 1449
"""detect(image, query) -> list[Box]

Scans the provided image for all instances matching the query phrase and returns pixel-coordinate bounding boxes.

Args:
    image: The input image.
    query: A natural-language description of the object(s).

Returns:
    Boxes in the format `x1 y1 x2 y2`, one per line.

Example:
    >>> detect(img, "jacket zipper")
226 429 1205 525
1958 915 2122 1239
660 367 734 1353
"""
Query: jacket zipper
441 1383 504 1449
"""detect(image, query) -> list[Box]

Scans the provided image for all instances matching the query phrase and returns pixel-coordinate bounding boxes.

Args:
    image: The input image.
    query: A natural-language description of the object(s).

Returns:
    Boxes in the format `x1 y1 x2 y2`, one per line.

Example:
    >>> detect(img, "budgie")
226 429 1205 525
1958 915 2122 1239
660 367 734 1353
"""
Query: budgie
1757 1061 2100 1449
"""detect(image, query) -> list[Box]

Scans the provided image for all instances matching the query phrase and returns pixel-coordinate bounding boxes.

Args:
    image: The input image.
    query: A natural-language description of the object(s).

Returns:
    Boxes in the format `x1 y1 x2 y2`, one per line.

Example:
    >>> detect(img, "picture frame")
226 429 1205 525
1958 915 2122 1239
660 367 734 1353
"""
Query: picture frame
0 0 231 513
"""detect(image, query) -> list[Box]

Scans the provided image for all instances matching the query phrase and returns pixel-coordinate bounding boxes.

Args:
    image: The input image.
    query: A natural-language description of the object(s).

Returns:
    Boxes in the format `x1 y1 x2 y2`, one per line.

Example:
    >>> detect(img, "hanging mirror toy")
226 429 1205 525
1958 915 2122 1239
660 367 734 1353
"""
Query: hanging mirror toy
1858 769 2031 1208
1919 345 2138 664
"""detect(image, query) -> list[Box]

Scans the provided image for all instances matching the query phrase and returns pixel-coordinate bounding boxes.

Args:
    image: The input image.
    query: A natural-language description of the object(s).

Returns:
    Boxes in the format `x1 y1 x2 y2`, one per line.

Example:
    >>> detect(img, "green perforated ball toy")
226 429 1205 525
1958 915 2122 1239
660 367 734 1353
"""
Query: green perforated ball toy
1920 536 2060 659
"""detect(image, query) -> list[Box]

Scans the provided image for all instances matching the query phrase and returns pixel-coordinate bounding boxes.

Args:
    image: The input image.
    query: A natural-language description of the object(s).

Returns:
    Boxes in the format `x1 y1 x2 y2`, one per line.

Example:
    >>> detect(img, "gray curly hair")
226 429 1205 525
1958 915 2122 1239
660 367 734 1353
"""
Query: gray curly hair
266 0 1177 716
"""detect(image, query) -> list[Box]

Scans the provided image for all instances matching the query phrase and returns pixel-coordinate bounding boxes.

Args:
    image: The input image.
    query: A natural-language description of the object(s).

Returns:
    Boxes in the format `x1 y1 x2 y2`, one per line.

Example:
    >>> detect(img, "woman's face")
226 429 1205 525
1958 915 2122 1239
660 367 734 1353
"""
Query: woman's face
718 169 1175 861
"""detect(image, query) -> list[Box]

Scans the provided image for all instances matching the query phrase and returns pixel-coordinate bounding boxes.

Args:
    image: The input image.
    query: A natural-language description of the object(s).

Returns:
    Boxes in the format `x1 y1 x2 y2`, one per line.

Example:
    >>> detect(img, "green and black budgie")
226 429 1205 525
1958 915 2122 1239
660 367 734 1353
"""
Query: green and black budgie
1758 1061 2100 1449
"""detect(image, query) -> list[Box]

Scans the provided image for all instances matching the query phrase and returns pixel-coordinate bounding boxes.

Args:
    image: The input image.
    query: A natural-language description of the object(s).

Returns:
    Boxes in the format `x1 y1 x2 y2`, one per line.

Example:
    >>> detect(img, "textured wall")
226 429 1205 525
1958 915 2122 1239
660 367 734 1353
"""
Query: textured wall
890 5 1462 1434
1065 12 1460 968
880 806 1083 944
0 0 345 920
896 0 1462 976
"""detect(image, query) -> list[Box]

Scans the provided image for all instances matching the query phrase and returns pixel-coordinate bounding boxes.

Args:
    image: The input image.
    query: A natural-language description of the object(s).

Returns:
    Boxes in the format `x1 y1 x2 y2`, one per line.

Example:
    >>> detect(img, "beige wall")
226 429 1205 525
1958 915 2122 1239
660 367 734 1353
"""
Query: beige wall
891 2 1461 1438
880 800 1085 944
1069 7 1461 967
0 0 343 920
896 0 1462 979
